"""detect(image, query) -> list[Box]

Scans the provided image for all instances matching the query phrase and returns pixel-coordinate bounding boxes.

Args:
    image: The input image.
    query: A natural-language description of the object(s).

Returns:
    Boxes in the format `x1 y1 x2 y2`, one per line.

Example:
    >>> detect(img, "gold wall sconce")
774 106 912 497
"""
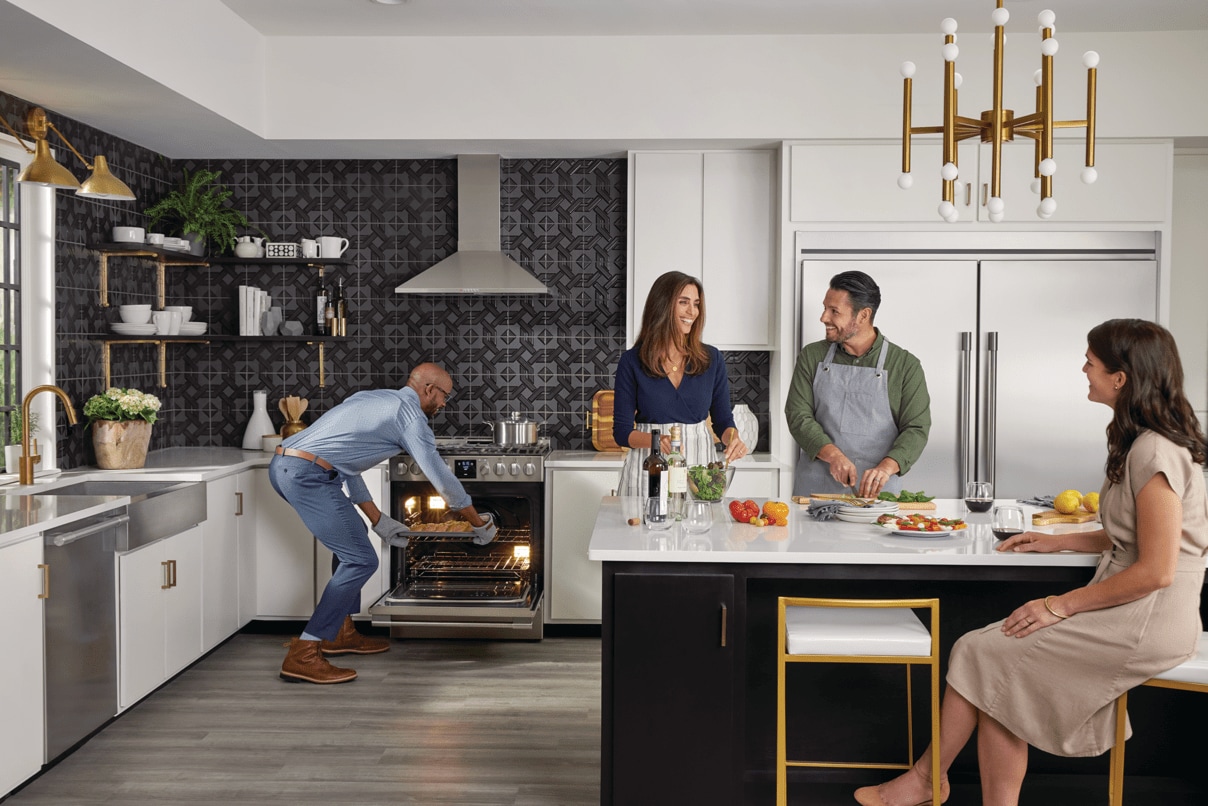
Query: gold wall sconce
0 106 136 200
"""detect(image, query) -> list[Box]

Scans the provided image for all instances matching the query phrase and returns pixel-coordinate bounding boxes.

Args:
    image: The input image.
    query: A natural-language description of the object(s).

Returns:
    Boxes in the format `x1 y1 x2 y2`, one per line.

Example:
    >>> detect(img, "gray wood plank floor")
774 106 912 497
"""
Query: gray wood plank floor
6 634 601 806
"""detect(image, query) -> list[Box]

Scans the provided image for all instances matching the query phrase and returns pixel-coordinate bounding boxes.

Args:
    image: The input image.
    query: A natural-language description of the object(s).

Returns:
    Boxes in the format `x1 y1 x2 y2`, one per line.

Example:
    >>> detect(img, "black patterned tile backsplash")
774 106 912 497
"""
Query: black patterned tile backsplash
2 90 771 467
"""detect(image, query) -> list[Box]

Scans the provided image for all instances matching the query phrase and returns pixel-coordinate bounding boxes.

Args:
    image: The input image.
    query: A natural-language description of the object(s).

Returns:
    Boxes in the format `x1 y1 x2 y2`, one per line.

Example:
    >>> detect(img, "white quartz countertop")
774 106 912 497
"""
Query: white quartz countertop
546 450 786 470
0 447 274 548
588 497 1109 567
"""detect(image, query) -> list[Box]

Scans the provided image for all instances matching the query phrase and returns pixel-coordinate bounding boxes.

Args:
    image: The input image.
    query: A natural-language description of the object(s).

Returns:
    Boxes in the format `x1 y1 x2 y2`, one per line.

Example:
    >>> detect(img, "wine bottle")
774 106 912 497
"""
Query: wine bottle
643 428 668 522
314 276 328 336
324 287 336 338
334 276 347 336
666 424 687 520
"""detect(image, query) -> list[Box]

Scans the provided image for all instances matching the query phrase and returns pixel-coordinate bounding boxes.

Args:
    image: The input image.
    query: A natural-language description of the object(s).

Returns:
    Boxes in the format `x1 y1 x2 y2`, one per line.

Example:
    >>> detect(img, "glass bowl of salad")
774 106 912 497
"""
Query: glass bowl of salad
687 463 736 502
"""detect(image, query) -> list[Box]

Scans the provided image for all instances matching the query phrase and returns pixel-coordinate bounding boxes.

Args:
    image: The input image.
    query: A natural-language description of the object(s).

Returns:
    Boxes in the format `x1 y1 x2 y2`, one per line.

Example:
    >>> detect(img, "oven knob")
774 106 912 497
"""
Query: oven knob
523 462 536 476
478 459 490 476
509 462 521 476
495 462 506 476
408 462 420 476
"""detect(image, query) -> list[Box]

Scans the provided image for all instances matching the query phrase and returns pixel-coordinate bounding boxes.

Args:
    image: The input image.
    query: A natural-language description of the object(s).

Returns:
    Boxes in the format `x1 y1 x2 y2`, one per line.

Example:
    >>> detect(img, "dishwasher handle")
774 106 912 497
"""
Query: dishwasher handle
47 514 130 547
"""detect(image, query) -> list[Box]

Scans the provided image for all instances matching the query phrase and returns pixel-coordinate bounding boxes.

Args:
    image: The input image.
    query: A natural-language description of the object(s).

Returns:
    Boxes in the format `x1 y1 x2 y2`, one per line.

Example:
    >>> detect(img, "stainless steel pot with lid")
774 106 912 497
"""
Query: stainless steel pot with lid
487 412 539 446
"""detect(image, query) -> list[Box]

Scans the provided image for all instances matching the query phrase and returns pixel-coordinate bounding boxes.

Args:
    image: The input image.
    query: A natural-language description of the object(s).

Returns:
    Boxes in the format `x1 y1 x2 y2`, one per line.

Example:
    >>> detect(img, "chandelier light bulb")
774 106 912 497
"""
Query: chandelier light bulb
987 196 1005 215
1037 206 1053 219
941 17 958 35
1081 166 1099 184
989 210 1005 223
1030 177 1042 194
1034 68 1043 86
942 43 959 62
1038 158 1057 177
898 173 914 189
1041 38 1059 57
992 8 1009 27
938 200 956 220
900 61 917 79
1038 10 1056 29
1083 51 1100 69
1039 197 1058 216
954 72 964 89
941 162 959 181
945 208 960 223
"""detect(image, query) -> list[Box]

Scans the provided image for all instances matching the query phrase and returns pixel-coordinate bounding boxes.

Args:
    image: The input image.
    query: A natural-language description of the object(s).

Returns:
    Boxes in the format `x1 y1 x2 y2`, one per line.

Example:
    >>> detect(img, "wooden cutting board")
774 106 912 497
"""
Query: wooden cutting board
796 494 938 511
1032 509 1098 525
590 390 624 452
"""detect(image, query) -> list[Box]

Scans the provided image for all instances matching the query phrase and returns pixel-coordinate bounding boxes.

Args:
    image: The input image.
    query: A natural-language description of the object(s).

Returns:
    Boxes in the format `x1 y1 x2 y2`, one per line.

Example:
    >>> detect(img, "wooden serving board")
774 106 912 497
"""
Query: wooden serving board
796 494 938 511
590 390 624 452
1032 509 1098 526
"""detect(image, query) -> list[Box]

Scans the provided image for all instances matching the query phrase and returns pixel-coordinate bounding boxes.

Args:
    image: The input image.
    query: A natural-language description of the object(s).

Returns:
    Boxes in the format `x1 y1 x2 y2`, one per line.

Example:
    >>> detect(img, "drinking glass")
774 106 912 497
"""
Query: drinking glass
964 481 993 513
991 506 1026 541
684 500 714 534
644 497 671 531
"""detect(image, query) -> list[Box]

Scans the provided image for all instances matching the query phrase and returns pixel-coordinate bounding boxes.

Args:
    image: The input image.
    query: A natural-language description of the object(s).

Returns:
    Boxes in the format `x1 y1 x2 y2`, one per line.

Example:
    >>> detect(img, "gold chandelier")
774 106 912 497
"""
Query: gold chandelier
0 106 136 200
898 0 1097 222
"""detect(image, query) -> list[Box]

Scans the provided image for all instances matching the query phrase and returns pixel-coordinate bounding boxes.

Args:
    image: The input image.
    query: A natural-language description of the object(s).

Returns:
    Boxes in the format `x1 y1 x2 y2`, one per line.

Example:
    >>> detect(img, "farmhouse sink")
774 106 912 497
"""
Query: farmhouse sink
34 479 206 550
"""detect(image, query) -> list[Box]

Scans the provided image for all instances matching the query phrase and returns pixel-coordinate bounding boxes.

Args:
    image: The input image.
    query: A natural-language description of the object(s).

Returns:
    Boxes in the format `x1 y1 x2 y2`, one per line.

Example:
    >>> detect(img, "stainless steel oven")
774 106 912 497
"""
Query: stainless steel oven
369 437 548 639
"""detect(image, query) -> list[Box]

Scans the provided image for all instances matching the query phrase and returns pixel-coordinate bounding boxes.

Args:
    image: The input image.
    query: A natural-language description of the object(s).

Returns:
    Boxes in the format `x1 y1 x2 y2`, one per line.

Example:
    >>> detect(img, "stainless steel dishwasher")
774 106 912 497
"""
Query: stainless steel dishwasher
42 510 129 760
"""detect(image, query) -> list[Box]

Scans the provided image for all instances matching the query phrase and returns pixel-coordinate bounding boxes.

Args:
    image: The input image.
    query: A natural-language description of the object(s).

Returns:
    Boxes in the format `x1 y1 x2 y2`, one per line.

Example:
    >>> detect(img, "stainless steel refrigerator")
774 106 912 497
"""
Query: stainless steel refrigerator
797 232 1160 499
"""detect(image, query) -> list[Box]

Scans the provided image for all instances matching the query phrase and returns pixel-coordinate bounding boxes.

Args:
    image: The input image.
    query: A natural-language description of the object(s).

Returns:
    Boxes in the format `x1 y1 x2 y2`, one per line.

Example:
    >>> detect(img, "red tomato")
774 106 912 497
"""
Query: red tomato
728 501 746 521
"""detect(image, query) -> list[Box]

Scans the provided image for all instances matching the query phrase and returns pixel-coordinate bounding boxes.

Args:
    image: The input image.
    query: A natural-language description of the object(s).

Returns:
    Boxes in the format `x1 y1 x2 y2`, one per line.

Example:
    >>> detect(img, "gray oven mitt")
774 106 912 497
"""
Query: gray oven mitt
471 512 498 546
373 513 411 548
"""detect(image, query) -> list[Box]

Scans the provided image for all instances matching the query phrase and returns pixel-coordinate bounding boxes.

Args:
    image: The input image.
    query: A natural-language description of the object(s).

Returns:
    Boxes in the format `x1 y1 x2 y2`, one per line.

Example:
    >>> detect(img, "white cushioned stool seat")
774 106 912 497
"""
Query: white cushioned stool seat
1151 635 1208 686
785 605 932 657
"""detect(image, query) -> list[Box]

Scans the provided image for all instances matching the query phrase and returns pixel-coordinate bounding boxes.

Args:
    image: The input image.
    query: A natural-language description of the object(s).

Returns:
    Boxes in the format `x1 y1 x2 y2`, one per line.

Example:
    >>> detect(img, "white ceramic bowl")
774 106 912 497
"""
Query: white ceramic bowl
164 305 192 323
118 304 152 324
112 226 145 243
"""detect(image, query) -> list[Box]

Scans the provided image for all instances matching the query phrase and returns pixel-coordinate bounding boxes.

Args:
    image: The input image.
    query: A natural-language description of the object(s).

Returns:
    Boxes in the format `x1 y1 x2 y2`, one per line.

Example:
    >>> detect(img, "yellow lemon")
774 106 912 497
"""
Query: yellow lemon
1081 492 1100 513
1054 489 1083 515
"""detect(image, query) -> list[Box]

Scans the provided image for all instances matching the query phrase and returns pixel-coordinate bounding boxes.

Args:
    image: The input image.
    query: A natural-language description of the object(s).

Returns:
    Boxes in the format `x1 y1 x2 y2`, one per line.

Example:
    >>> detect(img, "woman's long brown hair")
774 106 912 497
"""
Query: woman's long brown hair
1088 319 1207 484
635 271 711 378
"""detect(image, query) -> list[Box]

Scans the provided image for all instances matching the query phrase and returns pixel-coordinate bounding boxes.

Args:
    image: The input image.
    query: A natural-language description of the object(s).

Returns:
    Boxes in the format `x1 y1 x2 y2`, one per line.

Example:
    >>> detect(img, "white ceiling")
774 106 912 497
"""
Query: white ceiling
222 0 1208 37
1 0 1205 160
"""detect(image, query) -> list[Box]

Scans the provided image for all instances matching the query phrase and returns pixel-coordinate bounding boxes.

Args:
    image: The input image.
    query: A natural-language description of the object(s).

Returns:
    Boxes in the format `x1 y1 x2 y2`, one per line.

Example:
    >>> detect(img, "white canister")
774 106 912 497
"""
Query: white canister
732 404 759 452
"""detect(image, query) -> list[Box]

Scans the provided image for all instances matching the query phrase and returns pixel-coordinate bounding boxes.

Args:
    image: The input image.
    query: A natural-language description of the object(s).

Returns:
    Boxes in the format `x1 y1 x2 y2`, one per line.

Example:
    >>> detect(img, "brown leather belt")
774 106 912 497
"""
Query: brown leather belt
274 446 334 472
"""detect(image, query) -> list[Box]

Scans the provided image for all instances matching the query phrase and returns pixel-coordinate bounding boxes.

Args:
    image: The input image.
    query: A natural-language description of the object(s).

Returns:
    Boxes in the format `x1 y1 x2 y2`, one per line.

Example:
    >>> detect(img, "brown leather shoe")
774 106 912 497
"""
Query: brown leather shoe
280 637 357 684
320 616 391 656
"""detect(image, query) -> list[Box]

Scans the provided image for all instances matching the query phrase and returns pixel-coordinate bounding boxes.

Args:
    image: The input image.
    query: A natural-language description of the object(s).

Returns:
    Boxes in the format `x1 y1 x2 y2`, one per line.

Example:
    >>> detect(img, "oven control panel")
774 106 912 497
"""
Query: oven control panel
392 454 545 482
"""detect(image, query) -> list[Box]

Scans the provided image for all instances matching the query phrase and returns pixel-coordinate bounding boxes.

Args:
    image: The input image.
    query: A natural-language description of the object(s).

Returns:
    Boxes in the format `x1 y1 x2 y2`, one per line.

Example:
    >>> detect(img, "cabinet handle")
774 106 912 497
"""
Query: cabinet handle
170 559 178 589
235 491 243 516
720 603 728 648
38 563 49 599
161 560 171 589
963 182 972 207
982 182 989 207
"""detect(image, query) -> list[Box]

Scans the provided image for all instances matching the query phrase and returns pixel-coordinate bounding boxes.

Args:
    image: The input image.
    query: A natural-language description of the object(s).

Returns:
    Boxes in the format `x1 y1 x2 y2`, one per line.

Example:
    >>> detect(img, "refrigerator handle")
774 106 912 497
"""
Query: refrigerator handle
986 332 999 491
959 331 974 489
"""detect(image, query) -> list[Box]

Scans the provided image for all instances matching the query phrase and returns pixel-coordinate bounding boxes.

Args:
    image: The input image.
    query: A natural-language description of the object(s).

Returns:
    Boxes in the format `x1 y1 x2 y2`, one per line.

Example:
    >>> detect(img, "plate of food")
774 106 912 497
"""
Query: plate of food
876 513 968 536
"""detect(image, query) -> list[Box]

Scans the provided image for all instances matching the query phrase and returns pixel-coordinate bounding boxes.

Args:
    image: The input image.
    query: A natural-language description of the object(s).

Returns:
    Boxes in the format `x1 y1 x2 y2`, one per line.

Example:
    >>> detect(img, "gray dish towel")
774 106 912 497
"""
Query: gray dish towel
1017 495 1055 508
808 500 844 521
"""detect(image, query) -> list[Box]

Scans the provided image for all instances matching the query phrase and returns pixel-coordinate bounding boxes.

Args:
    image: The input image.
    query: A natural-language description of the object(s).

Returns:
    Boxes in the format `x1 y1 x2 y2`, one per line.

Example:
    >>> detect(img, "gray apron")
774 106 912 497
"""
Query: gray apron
618 420 719 499
792 341 903 497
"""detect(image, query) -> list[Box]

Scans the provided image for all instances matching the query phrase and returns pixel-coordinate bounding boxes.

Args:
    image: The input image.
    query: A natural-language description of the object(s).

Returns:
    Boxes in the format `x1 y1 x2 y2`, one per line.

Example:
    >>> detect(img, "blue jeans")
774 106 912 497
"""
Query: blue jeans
268 455 378 641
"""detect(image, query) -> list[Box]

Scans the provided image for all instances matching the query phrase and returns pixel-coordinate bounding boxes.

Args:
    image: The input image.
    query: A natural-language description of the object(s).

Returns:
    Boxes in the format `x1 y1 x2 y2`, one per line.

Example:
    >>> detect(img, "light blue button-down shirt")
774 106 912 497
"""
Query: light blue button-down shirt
281 387 470 510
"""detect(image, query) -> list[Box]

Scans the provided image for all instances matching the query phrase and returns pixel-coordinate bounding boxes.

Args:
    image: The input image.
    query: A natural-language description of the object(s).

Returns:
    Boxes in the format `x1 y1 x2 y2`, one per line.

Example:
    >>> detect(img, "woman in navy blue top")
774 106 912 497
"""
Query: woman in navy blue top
614 271 748 497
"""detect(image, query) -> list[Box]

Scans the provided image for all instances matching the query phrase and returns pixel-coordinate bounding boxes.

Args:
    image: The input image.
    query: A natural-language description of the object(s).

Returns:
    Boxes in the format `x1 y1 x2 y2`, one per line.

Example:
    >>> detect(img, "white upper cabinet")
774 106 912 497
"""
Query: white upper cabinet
789 140 1171 226
629 150 775 350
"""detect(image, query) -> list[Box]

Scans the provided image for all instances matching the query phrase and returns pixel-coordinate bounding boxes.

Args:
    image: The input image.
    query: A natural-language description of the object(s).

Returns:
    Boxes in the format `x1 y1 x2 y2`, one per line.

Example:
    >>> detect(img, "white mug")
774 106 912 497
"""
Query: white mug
318 236 349 258
300 238 319 258
145 233 165 245
167 310 182 335
152 311 172 335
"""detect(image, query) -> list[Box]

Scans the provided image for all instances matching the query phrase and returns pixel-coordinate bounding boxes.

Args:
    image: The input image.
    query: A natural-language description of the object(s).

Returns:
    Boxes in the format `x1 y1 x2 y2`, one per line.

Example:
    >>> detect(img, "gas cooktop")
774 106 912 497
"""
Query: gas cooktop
430 436 552 457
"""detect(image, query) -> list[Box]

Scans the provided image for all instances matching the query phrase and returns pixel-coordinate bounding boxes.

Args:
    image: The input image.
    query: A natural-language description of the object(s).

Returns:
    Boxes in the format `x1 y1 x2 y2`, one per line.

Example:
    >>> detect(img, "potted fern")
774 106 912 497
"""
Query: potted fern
145 168 250 256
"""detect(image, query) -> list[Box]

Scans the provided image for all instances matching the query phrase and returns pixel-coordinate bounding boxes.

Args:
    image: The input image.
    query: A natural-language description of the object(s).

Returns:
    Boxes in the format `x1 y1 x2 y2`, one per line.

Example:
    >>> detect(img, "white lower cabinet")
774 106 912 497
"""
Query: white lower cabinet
546 467 617 623
201 470 254 650
0 536 45 796
118 526 203 708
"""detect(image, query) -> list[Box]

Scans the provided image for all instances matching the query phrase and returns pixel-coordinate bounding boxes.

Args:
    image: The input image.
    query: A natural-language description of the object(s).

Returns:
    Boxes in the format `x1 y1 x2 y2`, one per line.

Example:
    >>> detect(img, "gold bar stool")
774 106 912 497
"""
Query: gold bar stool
1108 631 1208 806
777 597 942 806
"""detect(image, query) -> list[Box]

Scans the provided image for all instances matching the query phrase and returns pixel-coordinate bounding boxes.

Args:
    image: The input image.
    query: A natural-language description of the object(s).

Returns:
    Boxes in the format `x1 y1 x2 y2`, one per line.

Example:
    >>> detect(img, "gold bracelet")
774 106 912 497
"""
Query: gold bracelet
1044 596 1070 619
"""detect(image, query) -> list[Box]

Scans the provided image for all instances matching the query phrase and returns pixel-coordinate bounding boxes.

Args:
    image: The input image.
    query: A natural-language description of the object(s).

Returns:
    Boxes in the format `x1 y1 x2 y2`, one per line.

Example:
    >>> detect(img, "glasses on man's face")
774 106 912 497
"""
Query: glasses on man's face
427 383 453 403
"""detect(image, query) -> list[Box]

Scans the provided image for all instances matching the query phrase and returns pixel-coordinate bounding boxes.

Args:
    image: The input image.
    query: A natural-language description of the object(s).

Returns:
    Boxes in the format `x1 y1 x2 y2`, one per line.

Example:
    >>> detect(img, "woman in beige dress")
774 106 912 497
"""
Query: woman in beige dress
856 319 1208 806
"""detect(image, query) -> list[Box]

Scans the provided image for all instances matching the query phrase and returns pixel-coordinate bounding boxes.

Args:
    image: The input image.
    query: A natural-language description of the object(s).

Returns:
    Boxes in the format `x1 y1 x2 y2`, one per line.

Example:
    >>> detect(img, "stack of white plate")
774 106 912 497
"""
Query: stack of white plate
111 323 158 336
179 322 208 336
835 500 900 524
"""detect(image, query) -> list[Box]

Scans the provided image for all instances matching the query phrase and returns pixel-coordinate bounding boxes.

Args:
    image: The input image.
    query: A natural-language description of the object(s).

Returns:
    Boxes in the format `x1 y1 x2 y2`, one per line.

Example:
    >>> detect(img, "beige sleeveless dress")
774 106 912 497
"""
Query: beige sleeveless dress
946 431 1208 756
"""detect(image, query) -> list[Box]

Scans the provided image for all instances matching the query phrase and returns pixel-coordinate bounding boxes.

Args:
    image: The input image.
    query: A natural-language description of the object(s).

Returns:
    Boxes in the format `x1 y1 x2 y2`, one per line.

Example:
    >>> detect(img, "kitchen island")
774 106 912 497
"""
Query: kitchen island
589 497 1208 805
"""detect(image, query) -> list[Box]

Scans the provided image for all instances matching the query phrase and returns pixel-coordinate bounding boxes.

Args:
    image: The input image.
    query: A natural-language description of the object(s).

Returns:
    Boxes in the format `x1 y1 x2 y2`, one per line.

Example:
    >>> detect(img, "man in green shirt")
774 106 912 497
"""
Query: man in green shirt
786 270 931 498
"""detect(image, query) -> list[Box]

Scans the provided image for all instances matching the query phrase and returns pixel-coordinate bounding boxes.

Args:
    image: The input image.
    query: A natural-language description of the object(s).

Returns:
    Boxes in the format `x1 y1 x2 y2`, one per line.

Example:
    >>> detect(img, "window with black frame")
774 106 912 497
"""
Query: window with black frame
0 154 21 469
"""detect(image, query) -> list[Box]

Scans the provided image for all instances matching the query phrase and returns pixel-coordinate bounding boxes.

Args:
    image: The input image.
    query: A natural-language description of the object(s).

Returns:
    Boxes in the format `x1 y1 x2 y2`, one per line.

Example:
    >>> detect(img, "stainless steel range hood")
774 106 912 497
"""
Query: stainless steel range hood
395 155 549 295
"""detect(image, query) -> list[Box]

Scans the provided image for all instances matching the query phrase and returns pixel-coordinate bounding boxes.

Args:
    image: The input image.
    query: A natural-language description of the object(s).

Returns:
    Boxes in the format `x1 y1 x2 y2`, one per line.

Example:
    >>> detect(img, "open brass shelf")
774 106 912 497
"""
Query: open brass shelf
98 336 343 388
89 243 208 309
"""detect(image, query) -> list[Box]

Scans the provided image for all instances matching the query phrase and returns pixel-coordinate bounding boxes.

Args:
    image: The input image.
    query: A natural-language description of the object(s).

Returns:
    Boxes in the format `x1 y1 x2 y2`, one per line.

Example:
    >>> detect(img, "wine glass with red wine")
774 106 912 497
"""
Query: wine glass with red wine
965 481 993 513
992 505 1026 541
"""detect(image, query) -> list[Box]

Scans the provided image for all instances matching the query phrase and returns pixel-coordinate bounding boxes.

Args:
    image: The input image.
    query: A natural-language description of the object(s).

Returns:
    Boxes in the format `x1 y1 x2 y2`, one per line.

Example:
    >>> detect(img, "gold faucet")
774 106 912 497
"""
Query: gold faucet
19 385 78 485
